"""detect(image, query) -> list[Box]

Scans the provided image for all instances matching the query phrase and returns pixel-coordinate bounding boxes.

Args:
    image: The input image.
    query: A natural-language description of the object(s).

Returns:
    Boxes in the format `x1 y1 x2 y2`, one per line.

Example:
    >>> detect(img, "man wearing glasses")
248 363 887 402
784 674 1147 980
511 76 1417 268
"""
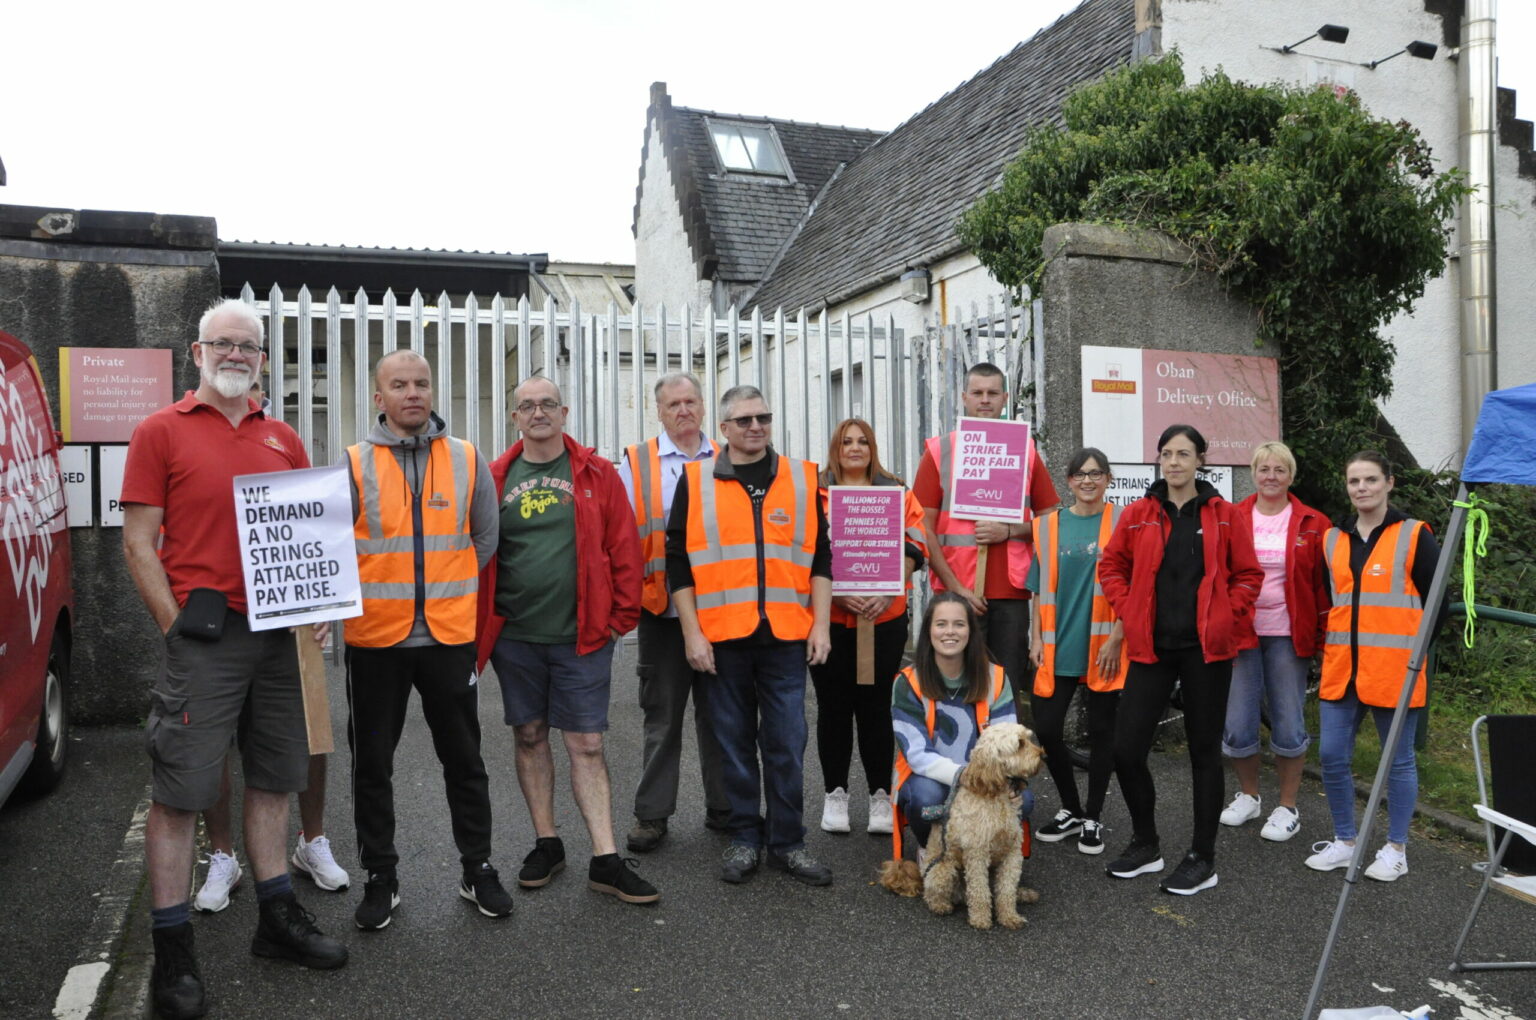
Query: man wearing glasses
915 362 1058 709
123 300 346 1020
474 376 658 904
667 385 835 886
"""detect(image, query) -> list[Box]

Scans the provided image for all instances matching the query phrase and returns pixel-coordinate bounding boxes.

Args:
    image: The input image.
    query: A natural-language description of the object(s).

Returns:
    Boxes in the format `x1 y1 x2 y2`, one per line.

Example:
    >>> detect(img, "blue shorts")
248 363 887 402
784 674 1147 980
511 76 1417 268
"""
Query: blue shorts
1222 635 1311 758
492 636 615 733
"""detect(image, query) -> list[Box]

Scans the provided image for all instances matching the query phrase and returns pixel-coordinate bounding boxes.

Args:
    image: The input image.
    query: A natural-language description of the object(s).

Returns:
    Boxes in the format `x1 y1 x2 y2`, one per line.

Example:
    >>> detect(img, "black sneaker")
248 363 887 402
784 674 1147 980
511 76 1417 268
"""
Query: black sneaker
354 872 399 931
626 818 667 853
459 862 513 918
589 854 661 903
151 922 206 1020
720 843 761 883
705 808 733 832
1160 851 1218 895
518 837 566 888
1077 819 1106 855
1035 808 1084 843
251 892 348 969
766 848 833 886
1106 839 1165 879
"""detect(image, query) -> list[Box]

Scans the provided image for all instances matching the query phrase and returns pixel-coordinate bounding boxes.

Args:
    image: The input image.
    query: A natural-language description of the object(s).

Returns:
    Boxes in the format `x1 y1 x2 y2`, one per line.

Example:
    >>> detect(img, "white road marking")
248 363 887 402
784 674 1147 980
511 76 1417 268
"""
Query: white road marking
52 962 110 1019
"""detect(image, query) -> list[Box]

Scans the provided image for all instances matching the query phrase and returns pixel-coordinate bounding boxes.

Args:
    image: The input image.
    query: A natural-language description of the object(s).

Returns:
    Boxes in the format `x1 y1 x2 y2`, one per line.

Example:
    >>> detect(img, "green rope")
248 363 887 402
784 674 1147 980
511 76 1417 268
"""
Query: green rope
1451 493 1490 648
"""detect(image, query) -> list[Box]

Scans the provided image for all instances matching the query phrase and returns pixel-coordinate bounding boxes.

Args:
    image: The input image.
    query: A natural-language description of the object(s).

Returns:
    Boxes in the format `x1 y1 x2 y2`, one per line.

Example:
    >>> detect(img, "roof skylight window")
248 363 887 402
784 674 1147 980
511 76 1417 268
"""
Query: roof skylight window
708 120 789 176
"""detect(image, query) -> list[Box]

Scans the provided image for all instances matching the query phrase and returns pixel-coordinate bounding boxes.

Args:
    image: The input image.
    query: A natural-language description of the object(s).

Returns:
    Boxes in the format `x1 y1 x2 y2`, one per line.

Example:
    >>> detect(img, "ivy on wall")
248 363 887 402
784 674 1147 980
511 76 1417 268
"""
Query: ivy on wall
957 54 1469 516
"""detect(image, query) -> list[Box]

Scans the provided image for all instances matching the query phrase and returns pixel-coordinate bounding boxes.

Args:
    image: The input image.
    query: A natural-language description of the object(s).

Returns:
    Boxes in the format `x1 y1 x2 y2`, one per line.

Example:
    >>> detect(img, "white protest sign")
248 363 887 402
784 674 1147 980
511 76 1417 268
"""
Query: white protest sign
1108 464 1232 506
234 464 362 631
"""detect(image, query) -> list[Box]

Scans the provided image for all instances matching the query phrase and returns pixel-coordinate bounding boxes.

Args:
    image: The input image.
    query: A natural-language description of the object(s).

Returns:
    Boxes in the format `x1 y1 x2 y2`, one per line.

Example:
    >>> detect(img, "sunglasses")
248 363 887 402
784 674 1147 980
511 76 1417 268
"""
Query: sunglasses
726 413 773 428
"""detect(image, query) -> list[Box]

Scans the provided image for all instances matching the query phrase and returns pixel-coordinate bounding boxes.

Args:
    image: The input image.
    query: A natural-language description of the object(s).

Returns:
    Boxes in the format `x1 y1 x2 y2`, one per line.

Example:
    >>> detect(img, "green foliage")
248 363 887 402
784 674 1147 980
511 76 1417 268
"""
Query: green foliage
957 55 1470 511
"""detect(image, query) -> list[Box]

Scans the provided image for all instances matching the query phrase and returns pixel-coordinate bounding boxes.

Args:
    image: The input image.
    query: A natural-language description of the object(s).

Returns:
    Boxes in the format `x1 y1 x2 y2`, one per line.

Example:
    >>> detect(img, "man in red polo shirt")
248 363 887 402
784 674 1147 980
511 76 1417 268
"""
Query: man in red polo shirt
122 299 347 1020
915 362 1058 709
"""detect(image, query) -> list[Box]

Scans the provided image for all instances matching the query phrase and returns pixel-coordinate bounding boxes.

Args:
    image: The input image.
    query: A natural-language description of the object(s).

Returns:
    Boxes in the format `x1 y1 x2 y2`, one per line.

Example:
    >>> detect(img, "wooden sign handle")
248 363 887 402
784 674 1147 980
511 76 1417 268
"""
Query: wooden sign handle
973 544 990 602
857 617 875 686
296 629 334 755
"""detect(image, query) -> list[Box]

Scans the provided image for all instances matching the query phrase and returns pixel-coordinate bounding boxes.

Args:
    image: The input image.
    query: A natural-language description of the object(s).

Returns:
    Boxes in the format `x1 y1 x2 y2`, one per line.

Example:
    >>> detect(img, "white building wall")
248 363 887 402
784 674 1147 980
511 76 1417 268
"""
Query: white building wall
633 117 713 317
1166 0 1535 469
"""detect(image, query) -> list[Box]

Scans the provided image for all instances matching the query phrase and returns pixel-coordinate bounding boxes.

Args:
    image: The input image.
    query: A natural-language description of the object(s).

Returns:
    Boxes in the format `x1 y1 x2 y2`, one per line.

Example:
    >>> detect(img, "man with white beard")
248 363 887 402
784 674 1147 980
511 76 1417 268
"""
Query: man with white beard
123 299 347 1019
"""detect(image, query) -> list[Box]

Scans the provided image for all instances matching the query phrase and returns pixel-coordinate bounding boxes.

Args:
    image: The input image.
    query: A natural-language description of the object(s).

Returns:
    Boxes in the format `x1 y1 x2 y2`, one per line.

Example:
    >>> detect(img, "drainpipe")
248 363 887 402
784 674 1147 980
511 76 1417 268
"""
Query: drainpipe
1459 0 1497 448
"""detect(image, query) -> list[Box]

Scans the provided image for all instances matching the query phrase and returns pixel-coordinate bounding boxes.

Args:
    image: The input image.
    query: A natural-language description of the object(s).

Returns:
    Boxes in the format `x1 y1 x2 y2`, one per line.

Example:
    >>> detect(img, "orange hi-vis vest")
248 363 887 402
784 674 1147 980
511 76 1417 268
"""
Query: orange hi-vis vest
345 436 478 648
1031 504 1129 697
889 663 1008 860
926 433 1032 592
624 437 670 615
1320 519 1428 708
683 454 819 643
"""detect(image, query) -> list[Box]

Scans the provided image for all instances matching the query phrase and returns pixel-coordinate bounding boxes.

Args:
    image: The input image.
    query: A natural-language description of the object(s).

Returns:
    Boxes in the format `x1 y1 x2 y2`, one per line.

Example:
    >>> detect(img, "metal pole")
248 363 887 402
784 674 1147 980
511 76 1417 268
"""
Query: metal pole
1303 485 1470 1019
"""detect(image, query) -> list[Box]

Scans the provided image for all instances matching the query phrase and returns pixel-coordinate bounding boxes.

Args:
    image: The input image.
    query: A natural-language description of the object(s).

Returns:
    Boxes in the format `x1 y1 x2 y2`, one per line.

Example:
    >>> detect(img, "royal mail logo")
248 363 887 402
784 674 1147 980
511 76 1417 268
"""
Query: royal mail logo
1091 379 1137 394
1368 563 1388 577
263 435 285 451
427 492 449 509
768 507 791 526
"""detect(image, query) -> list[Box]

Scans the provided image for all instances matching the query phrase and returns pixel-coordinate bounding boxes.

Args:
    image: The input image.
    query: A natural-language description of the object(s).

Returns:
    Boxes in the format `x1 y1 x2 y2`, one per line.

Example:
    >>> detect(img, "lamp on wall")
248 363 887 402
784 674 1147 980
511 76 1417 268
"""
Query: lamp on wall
1363 41 1438 69
1275 24 1350 54
900 267 931 304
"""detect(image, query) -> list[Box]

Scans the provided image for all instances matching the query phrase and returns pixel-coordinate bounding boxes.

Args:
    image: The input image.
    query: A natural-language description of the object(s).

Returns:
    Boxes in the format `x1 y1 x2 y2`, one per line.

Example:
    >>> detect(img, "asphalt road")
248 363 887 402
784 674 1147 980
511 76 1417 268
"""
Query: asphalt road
3 638 1533 1019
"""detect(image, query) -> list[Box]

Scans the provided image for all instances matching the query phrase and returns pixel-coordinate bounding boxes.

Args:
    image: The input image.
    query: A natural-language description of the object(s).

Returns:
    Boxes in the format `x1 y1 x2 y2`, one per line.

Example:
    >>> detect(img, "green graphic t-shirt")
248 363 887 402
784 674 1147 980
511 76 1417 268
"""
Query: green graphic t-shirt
495 451 578 643
1024 508 1107 677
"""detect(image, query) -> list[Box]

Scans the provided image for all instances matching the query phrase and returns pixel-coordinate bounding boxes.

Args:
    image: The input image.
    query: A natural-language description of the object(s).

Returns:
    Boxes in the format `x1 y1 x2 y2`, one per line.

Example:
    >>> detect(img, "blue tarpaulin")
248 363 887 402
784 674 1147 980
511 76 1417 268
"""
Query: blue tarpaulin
1462 382 1536 486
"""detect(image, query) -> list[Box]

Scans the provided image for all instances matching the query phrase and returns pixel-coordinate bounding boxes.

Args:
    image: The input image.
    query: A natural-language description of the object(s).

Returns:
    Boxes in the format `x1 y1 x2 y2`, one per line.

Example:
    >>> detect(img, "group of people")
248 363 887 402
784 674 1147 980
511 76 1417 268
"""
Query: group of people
124 302 1440 1020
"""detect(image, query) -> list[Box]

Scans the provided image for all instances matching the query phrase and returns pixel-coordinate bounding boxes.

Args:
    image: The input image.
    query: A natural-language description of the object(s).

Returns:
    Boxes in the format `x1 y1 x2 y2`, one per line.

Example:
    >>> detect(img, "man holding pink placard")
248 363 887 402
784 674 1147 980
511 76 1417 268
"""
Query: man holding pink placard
915 363 1057 709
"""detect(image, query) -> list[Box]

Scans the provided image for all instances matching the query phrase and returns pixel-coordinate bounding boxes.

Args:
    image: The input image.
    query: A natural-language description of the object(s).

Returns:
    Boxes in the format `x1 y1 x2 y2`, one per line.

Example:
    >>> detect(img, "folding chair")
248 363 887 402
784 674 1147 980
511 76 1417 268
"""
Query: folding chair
1448 714 1536 973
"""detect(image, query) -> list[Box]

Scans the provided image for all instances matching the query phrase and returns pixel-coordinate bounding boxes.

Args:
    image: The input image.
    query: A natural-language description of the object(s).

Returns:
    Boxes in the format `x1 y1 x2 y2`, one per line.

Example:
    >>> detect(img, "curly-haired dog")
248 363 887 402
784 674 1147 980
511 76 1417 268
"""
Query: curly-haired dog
878 722 1044 929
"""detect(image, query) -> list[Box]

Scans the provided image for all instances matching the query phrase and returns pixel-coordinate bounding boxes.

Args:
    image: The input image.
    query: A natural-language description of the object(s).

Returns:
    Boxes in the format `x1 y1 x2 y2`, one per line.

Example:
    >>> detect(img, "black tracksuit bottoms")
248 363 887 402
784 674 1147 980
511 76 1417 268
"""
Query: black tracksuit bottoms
346 642 493 875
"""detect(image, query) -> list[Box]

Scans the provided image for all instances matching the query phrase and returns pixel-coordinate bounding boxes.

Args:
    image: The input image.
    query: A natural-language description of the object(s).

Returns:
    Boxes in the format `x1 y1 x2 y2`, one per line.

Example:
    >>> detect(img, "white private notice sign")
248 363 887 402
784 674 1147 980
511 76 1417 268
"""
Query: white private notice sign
234 464 363 631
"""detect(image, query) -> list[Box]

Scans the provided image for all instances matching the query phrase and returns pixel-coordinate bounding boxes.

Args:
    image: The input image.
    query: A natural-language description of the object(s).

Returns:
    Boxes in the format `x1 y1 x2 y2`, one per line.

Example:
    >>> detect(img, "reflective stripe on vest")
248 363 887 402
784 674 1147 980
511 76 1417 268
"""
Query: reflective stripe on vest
1031 504 1127 697
927 433 1032 591
1320 520 1427 708
684 456 818 643
344 436 478 648
889 663 1008 860
625 439 669 615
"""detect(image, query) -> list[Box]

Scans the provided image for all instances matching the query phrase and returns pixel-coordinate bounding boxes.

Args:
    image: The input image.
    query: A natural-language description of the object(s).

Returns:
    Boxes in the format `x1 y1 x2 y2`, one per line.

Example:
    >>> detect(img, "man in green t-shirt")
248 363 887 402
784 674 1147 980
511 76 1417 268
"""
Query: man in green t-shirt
476 377 658 906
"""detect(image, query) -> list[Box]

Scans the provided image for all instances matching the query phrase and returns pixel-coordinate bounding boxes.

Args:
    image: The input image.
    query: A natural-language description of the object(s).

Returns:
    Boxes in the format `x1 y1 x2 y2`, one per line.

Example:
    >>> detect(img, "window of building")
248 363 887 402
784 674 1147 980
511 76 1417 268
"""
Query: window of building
706 119 789 177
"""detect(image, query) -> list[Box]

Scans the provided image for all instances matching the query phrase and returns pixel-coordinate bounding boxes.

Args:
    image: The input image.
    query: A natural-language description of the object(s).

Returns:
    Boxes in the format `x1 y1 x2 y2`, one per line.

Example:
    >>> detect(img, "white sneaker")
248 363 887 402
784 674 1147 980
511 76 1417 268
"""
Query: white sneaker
193 850 242 913
1363 844 1408 882
821 788 851 833
1220 792 1262 826
1304 839 1356 872
868 790 894 834
1260 805 1300 842
292 832 351 891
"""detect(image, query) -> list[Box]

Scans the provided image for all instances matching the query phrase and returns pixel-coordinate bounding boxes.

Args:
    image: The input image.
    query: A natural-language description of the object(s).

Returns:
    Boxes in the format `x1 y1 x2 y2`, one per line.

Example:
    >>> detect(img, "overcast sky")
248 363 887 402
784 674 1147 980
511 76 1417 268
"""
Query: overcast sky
4 1 1530 266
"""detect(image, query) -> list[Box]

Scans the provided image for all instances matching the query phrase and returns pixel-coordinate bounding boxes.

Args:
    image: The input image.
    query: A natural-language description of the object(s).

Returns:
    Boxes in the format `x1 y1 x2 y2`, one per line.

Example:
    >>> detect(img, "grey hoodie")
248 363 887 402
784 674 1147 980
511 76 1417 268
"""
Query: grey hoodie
341 411 499 648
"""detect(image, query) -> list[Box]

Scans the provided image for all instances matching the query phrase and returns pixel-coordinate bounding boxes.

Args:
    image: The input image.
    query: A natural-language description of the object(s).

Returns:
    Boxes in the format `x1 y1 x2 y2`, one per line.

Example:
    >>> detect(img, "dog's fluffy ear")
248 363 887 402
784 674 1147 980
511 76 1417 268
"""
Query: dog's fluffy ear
961 736 1011 798
878 859 923 898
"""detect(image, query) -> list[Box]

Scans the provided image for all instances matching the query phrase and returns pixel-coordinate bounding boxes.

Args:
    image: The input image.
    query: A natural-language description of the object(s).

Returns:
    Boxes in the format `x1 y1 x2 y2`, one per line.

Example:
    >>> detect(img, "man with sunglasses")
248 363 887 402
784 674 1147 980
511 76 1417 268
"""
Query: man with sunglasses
123 299 346 1020
667 385 835 886
475 376 659 905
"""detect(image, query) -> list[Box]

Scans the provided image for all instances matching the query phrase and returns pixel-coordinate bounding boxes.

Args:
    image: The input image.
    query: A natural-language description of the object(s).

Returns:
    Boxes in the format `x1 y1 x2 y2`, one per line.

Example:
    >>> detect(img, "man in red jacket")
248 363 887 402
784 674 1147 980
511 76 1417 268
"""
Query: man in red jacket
475 376 658 905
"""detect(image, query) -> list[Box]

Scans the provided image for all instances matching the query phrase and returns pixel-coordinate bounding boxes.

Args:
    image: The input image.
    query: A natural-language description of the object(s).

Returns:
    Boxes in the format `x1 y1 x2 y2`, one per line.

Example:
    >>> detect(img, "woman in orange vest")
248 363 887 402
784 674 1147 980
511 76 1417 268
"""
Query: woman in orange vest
1026 447 1126 856
889 592 1028 861
1304 451 1440 882
811 419 927 836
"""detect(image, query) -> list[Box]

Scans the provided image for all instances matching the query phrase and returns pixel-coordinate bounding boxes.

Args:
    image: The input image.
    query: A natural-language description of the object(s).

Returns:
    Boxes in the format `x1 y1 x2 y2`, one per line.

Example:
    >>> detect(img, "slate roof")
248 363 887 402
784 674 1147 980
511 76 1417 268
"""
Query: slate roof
634 82 883 286
748 0 1135 313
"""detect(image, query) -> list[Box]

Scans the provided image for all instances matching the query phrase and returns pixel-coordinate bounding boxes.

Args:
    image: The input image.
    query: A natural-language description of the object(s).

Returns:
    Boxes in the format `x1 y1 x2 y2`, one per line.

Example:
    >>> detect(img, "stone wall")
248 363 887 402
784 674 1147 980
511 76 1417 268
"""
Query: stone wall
1038 222 1277 501
0 205 219 723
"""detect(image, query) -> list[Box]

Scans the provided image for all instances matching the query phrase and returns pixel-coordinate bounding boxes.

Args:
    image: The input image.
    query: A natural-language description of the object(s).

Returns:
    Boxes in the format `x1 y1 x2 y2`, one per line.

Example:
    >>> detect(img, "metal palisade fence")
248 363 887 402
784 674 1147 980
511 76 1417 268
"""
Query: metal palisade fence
240 283 1041 482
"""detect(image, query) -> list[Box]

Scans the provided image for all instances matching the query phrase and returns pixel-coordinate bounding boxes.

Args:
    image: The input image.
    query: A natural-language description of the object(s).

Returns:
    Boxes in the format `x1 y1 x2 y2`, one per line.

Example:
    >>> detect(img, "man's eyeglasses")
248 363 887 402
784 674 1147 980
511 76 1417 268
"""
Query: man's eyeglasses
1069 470 1107 481
515 399 562 414
726 413 773 428
199 339 264 357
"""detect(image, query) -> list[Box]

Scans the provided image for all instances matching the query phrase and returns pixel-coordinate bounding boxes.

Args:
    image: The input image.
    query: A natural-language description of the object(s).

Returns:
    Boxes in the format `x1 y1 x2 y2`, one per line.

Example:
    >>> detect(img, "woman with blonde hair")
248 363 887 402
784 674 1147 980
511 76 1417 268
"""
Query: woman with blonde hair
811 418 926 835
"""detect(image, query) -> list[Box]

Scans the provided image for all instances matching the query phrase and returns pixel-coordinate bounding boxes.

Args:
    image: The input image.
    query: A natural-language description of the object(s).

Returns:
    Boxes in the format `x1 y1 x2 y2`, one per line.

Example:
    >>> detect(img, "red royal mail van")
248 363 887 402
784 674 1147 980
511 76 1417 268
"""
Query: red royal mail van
0 329 74 808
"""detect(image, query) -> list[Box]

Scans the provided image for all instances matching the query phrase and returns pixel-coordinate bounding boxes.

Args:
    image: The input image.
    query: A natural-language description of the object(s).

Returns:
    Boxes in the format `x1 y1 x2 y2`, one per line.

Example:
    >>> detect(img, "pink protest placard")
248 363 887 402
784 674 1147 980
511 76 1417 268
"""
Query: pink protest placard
949 417 1031 522
59 347 173 443
828 486 905 595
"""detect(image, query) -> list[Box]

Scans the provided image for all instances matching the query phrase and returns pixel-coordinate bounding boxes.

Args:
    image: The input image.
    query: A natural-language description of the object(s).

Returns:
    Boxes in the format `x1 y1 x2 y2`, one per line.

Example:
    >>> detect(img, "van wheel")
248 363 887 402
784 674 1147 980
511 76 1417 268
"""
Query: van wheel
19 630 69 797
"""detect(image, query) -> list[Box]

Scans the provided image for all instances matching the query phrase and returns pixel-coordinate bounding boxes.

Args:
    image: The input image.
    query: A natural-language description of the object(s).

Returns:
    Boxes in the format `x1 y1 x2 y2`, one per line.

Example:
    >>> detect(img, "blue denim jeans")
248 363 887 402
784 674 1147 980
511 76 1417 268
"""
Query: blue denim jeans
708 639 809 854
1318 692 1421 845
897 774 1036 848
1222 636 1312 758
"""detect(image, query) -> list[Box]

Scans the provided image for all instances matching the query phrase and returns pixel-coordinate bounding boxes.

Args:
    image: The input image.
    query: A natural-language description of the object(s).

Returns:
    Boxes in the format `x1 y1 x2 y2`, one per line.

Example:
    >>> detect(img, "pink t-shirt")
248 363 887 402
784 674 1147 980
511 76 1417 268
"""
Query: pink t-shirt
1251 503 1292 636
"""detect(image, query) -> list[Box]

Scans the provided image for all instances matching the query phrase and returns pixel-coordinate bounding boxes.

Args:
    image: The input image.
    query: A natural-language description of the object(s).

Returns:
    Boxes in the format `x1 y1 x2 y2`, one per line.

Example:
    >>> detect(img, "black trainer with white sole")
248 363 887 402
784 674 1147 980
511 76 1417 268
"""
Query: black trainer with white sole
1159 851 1218 895
1105 840 1164 879
1035 808 1084 843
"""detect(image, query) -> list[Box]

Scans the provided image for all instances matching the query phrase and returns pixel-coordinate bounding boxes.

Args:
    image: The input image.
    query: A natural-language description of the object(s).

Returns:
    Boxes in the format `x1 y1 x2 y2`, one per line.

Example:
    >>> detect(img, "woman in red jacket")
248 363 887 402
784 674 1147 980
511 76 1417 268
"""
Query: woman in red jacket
1097 424 1262 896
1219 441 1330 843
